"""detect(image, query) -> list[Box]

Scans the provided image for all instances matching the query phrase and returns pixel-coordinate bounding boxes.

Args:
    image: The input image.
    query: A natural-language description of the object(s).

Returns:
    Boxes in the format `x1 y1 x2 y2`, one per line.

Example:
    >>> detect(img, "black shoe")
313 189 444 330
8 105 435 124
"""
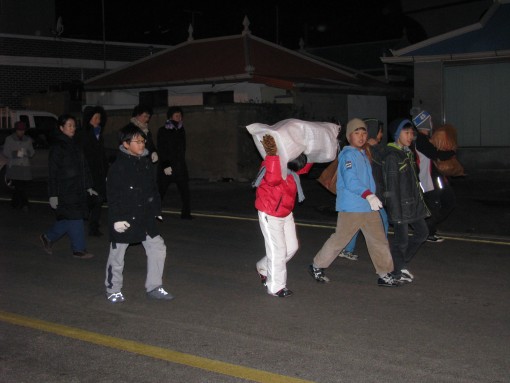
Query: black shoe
308 264 330 283
377 273 401 287
73 251 94 259
427 234 444 243
273 288 293 298
40 234 53 254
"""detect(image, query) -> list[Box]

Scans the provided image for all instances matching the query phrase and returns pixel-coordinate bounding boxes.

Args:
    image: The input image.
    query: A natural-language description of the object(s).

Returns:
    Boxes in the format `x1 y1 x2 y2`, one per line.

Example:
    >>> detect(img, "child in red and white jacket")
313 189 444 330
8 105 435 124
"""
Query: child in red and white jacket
253 135 312 297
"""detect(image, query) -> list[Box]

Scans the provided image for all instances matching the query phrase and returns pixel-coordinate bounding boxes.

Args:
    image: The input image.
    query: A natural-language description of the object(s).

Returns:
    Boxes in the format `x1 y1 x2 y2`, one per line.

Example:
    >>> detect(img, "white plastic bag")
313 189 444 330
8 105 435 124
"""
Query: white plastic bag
246 118 339 178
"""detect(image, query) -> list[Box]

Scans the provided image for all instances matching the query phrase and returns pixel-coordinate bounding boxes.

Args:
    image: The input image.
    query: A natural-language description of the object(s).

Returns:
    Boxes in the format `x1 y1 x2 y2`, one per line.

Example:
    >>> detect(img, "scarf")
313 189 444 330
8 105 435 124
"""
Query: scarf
130 117 149 134
165 120 183 130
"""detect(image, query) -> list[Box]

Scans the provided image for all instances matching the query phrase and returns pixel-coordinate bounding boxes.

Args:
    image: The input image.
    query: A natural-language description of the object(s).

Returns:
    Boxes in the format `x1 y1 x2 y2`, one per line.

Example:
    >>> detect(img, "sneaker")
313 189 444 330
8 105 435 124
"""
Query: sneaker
73 251 94 259
258 272 267 287
427 234 444 243
273 288 293 298
39 234 53 254
106 292 125 303
338 249 358 261
377 273 401 287
308 264 330 283
147 286 174 300
401 269 414 280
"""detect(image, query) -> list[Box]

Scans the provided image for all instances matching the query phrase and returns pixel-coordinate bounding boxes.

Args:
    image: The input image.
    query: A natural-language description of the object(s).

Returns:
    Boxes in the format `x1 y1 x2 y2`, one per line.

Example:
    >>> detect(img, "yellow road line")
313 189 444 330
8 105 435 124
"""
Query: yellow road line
0 310 315 383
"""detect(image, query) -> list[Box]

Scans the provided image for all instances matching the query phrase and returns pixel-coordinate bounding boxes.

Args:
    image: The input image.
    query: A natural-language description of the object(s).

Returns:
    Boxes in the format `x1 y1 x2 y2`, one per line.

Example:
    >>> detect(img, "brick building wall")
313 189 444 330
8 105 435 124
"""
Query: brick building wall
0 33 169 109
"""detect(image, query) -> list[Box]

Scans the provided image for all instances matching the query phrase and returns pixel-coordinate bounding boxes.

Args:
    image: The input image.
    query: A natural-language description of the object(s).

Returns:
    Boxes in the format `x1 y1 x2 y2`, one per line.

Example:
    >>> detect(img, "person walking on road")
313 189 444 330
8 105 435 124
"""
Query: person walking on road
412 110 456 243
80 106 108 237
253 135 313 298
308 118 400 287
157 106 192 219
104 124 174 303
39 114 95 259
384 118 430 283
2 121 34 212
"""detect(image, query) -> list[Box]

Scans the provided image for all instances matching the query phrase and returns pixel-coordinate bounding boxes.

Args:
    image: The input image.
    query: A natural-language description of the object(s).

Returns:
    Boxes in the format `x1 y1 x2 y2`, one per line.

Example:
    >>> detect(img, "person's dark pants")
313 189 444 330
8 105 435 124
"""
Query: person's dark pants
424 185 456 236
158 172 191 217
87 194 105 234
390 218 429 273
11 179 29 209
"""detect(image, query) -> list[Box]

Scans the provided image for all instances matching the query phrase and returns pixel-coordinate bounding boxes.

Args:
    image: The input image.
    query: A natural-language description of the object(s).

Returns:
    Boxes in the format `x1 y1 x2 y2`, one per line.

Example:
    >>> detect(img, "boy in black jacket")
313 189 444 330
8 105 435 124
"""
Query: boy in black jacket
384 119 430 283
104 125 174 303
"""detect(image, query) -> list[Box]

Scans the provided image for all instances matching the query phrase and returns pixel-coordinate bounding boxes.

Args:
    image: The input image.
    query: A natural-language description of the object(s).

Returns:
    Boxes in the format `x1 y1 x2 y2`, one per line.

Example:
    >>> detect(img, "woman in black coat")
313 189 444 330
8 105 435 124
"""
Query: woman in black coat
40 114 96 259
80 105 109 236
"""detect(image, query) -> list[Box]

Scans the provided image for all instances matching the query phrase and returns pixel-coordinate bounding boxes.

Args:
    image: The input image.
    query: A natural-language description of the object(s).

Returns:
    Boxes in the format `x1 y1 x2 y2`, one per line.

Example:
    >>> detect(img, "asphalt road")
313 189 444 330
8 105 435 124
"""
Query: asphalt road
1 181 509 383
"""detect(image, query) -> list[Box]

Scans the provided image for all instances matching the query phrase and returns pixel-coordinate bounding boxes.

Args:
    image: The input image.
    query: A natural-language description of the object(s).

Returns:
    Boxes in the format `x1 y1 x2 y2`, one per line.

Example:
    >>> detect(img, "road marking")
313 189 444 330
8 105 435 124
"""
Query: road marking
2 197 509 246
0 310 315 383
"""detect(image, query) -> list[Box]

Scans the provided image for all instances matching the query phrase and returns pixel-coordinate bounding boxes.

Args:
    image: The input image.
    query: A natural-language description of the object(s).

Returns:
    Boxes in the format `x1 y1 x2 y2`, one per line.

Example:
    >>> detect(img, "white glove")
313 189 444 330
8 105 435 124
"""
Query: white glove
17 148 25 158
156 215 163 221
366 194 383 211
163 166 173 176
114 221 131 233
151 152 159 163
49 196 58 209
87 188 99 196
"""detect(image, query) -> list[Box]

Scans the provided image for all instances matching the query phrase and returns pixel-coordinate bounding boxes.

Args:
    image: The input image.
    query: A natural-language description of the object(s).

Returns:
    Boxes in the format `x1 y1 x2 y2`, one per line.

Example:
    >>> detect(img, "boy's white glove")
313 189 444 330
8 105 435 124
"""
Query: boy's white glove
163 166 172 175
114 221 131 233
156 215 163 221
87 188 99 196
49 196 58 209
366 194 383 211
151 152 159 163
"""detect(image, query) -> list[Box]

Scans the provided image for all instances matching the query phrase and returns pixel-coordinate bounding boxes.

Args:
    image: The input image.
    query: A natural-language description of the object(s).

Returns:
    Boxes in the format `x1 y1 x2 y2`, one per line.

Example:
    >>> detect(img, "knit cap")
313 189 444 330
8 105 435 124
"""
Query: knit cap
412 110 432 131
345 118 367 142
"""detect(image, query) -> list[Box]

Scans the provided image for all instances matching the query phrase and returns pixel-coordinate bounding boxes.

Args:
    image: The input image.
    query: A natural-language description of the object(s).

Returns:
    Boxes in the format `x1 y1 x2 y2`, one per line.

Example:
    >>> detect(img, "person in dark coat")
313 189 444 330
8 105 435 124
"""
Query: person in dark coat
104 124 173 303
412 110 456 243
126 104 158 162
383 118 430 283
39 114 96 259
157 106 192 219
80 105 108 236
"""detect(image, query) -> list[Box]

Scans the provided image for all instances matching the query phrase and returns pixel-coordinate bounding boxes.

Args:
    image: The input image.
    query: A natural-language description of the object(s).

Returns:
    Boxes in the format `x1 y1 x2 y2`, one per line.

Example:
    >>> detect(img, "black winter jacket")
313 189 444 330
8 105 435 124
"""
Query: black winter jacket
106 146 161 244
48 133 92 220
383 143 430 224
157 122 188 179
78 125 108 197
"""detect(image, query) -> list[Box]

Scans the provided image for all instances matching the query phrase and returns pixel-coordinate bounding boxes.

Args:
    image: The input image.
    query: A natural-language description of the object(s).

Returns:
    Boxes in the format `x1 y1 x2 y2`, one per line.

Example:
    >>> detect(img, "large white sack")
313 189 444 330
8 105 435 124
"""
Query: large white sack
246 118 340 179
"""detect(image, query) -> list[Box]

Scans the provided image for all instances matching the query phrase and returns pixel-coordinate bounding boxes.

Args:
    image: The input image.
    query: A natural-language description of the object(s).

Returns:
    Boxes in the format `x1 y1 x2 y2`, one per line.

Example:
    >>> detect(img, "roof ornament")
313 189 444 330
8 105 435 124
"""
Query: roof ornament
187 23 194 41
242 16 251 35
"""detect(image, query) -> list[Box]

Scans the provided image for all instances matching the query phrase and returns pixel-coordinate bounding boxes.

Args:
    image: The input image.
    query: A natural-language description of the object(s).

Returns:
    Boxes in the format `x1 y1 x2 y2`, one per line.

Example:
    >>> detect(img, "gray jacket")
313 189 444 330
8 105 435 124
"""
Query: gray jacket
3 133 34 180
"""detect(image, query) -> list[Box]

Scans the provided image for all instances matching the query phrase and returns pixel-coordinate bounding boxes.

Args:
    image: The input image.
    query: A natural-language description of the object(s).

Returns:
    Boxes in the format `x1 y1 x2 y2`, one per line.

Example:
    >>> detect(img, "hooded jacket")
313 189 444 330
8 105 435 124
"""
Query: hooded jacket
106 145 161 244
383 142 430 224
255 155 312 218
336 146 376 213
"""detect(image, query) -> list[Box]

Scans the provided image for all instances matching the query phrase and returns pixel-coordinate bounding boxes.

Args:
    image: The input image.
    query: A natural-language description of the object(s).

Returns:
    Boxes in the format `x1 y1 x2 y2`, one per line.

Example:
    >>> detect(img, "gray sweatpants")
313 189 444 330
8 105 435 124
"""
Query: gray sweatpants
105 235 167 294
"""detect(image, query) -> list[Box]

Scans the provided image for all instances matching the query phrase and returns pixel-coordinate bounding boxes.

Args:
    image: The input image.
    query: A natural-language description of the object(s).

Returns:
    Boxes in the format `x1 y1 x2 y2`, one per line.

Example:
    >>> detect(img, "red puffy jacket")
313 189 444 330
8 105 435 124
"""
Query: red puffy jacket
255 156 312 218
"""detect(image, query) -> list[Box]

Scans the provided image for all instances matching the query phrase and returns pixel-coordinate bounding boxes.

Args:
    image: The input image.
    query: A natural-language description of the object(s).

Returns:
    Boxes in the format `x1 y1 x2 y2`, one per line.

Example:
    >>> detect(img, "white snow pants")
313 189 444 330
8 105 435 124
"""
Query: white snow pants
256 211 299 294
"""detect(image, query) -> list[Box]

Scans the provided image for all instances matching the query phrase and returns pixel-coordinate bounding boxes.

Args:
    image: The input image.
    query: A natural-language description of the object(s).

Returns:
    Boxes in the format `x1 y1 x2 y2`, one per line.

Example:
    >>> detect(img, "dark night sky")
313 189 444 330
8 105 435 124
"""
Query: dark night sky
54 0 425 48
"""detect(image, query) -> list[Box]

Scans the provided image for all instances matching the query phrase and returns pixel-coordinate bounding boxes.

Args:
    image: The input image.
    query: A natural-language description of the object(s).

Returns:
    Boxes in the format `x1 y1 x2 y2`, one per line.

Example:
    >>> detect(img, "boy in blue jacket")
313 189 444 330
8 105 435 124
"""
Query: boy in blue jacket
309 118 399 287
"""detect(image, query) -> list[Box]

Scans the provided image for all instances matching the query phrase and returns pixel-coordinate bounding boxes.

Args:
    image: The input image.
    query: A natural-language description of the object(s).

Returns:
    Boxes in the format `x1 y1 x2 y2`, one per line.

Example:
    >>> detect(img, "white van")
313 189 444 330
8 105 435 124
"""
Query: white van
0 107 58 131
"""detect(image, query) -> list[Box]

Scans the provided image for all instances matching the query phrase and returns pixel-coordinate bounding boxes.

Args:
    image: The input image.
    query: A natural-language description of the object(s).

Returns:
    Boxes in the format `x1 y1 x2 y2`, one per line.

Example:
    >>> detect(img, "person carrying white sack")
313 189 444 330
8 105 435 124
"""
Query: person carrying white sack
253 134 313 297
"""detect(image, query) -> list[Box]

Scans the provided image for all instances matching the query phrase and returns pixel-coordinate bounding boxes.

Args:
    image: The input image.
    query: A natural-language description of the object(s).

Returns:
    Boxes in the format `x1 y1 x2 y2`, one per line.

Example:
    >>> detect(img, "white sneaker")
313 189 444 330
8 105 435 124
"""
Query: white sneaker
147 286 174 300
106 292 125 303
